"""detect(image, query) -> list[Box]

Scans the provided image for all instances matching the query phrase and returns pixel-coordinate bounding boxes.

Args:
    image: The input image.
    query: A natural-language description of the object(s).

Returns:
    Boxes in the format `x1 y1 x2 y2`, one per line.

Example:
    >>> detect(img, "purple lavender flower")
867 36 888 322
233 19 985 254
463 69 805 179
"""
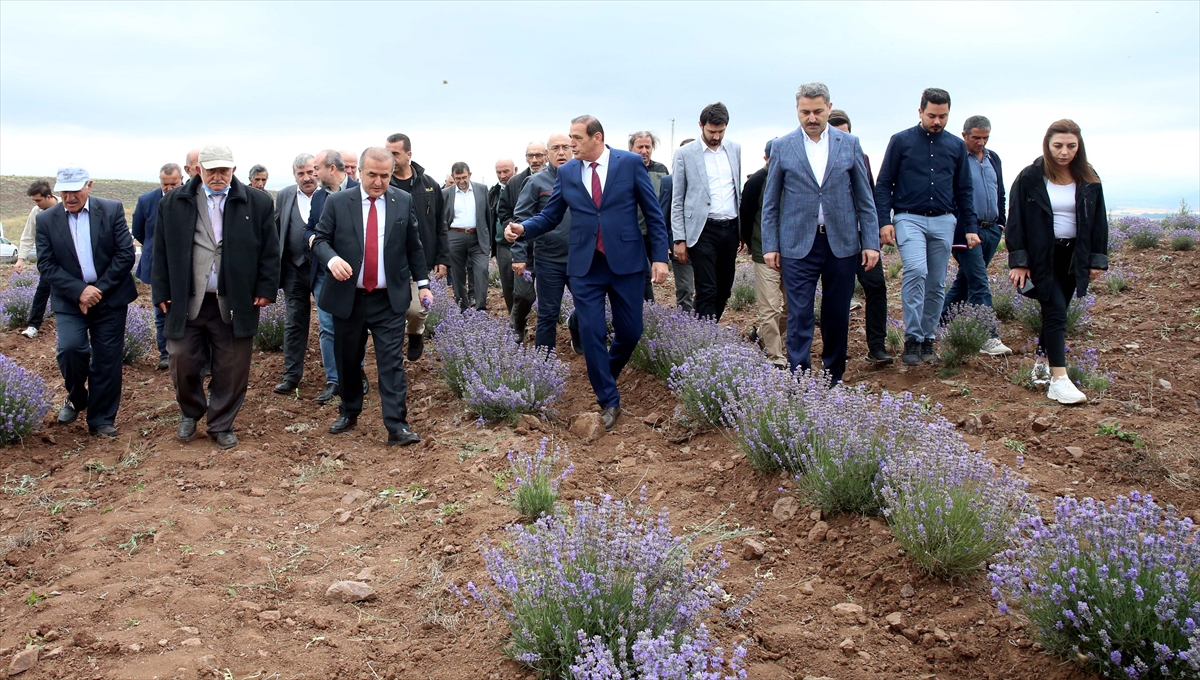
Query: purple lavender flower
1169 228 1198 252
253 290 287 351
7 269 39 289
421 275 456 336
1104 262 1134 294
936 303 1000 368
1014 291 1092 338
1115 216 1164 250
508 438 572 520
631 303 743 380
1065 344 1113 392
1160 212 1200 232
569 625 748 680
0 276 39 331
668 343 771 427
0 353 54 445
123 305 156 364
727 263 756 312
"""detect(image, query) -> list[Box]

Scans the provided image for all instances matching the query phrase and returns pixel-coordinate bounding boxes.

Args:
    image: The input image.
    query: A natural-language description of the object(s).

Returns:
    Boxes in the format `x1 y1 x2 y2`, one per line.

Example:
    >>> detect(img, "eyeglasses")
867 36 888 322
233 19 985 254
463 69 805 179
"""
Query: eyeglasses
526 153 546 159
548 145 570 152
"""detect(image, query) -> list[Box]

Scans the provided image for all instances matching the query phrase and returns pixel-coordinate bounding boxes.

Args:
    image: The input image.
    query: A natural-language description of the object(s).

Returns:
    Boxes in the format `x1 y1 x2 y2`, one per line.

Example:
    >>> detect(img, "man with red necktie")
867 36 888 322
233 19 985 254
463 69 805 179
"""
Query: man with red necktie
311 147 433 446
506 115 669 432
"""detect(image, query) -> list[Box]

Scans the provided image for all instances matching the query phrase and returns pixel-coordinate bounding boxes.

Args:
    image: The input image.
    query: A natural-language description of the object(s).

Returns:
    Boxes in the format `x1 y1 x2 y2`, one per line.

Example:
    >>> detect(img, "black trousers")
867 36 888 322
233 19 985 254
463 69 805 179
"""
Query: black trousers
281 259 312 383
690 217 739 320
26 275 52 329
334 289 409 433
496 240 515 313
55 303 126 428
167 294 253 434
855 255 888 352
1038 240 1078 368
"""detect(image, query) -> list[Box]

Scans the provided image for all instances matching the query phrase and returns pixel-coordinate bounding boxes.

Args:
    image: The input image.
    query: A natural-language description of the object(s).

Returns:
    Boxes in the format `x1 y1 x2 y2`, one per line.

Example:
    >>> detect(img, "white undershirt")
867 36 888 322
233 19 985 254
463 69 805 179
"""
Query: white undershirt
702 144 737 219
804 125 830 224
581 145 610 195
357 187 387 289
296 186 315 223
450 184 477 229
1046 180 1077 239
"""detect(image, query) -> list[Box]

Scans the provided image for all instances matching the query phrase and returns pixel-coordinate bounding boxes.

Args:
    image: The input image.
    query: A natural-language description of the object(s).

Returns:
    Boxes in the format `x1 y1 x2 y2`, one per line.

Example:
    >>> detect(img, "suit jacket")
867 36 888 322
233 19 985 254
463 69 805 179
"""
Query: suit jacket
519 146 668 278
36 197 137 315
152 175 280 339
441 181 492 252
311 186 430 319
275 184 320 266
499 167 532 228
302 179 361 287
761 126 879 261
131 188 165 282
670 139 743 247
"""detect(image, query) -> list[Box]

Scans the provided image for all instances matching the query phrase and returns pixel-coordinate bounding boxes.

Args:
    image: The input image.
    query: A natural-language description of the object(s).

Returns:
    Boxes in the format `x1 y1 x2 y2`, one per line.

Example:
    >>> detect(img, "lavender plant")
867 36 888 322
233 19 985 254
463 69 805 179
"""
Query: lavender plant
0 284 37 331
8 269 39 289
460 495 732 679
123 305 156 365
668 343 770 428
885 318 905 356
989 492 1200 680
1117 217 1163 250
1014 292 1092 338
1066 345 1113 392
570 625 748 680
1169 228 1198 252
720 362 809 473
879 447 1030 578
631 303 742 380
727 264 755 312
1160 210 1199 231
1104 262 1134 294
936 303 1000 368
989 274 1018 321
422 275 457 337
508 439 573 521
0 353 54 446
253 291 286 352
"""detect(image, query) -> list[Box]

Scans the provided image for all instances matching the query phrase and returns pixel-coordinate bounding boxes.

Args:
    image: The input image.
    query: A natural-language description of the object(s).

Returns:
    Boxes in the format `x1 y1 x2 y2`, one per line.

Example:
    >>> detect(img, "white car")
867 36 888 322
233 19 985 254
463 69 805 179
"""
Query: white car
0 236 18 262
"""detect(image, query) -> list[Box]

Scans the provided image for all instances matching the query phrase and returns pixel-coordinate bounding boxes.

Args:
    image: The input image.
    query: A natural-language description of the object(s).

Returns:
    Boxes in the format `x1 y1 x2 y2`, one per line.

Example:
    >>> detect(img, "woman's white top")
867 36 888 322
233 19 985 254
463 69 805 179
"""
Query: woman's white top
1046 180 1077 239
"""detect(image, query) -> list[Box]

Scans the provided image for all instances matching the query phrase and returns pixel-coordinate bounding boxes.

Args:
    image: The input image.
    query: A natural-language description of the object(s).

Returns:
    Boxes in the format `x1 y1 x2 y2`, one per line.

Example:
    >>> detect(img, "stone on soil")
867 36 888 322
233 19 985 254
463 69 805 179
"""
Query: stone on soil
772 496 799 521
325 580 377 603
8 646 38 675
570 412 603 442
742 539 767 560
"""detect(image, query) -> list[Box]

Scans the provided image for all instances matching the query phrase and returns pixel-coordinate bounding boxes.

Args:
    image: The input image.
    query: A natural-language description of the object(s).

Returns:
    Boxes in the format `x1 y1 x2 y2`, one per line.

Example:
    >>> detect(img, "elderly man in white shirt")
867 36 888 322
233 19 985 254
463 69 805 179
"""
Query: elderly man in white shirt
441 161 492 310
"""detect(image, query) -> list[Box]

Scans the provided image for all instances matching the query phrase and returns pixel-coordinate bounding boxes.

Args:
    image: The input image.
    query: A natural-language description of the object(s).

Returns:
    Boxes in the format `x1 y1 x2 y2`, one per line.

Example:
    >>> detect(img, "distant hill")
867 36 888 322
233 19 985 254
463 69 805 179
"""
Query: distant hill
1 175 159 241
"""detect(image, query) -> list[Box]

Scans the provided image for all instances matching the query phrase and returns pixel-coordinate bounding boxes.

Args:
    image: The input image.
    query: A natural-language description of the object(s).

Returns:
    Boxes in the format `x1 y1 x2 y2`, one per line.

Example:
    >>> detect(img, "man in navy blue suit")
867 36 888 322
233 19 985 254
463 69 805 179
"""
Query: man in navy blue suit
506 115 669 431
132 163 185 370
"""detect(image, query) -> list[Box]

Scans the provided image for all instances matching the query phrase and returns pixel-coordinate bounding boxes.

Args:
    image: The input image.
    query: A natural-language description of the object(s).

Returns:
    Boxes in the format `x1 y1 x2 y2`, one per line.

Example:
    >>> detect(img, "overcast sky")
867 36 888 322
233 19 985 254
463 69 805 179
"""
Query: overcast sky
2 1 1197 213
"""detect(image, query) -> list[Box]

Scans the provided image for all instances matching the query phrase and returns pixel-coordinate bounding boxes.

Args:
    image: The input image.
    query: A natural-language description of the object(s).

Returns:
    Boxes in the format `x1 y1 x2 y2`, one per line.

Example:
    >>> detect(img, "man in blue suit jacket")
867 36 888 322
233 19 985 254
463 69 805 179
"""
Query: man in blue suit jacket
762 83 879 384
132 163 185 369
506 116 669 431
37 166 138 437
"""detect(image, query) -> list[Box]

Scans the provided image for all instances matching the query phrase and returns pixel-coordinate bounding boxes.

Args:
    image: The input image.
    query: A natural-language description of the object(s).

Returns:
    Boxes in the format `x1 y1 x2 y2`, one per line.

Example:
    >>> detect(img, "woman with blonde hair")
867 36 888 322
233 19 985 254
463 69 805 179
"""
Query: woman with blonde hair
1005 119 1109 404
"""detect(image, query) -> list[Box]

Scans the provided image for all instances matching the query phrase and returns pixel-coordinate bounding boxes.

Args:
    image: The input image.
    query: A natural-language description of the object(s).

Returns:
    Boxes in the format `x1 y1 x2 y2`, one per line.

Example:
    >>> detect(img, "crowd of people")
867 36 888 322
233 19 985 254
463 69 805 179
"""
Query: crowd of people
9 84 1109 446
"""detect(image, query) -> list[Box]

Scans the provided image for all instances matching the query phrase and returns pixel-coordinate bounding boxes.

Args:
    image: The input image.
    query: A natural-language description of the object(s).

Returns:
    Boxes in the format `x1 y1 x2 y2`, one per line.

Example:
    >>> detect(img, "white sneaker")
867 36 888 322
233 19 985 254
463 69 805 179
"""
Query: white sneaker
849 300 863 311
1047 375 1087 404
1032 360 1051 386
980 338 1013 356
20 326 38 339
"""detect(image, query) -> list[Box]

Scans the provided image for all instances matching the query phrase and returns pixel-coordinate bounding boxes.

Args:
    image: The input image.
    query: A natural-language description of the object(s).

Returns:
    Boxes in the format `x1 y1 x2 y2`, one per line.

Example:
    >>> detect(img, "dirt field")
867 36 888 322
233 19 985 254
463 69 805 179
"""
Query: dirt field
1 244 1197 680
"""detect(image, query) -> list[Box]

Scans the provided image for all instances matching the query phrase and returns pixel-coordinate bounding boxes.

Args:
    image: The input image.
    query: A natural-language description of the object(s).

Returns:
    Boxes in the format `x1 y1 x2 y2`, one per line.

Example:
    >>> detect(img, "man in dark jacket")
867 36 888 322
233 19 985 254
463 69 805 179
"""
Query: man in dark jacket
497 143 546 330
490 157 518 313
386 133 447 360
738 140 787 367
36 165 137 437
131 162 184 370
152 144 280 450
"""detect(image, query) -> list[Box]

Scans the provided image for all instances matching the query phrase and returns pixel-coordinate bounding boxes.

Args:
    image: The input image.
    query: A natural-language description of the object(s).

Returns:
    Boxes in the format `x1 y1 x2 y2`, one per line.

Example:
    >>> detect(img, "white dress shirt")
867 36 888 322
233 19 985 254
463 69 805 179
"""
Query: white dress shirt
67 198 98 283
581 145 611 197
702 144 737 219
357 187 387 289
804 125 830 224
296 186 315 224
450 184 477 229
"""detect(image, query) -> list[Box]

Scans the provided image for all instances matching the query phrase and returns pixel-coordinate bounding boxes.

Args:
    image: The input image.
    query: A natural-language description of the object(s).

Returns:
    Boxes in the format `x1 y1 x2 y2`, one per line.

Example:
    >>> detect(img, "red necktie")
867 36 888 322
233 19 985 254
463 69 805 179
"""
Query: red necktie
590 161 604 254
363 197 379 292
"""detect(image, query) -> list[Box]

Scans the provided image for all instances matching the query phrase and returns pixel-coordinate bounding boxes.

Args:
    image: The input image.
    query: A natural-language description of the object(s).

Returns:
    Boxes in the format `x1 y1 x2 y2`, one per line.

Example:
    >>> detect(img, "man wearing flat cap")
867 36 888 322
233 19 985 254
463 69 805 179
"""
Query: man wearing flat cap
153 143 280 450
35 165 137 437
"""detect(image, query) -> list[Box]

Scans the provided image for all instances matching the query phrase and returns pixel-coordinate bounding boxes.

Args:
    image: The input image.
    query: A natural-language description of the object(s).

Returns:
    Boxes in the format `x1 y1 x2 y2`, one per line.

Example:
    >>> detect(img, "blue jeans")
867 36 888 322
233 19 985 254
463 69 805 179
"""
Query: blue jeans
533 259 569 350
312 267 338 385
942 223 1002 314
895 213 955 341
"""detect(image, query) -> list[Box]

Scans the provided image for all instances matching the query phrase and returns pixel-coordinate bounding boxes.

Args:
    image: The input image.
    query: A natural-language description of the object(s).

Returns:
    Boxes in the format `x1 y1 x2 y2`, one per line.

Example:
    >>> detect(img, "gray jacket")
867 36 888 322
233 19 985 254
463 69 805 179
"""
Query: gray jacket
511 164 570 265
670 139 742 246
441 181 492 251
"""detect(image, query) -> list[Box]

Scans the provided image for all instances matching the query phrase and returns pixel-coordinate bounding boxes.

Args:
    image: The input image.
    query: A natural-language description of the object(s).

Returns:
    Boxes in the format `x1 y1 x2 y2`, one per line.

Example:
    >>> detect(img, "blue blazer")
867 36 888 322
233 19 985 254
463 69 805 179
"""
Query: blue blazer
303 178 360 286
761 126 879 261
131 188 165 283
519 147 668 278
35 197 137 315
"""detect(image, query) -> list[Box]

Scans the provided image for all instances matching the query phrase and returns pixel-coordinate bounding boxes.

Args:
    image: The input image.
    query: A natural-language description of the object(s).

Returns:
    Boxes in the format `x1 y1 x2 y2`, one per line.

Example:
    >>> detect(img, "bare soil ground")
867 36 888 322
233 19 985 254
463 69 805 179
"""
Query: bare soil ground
1 246 1197 680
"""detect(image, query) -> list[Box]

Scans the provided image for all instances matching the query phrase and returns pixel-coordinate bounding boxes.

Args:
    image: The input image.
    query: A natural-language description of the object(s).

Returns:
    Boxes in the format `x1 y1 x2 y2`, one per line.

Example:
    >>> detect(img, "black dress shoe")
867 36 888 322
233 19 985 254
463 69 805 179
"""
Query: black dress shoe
156 357 170 371
57 403 79 424
274 379 299 395
209 431 238 450
177 417 197 441
89 424 119 438
407 334 424 361
387 428 421 447
600 406 620 432
362 376 370 396
570 327 584 356
329 415 357 434
866 347 894 366
315 383 338 405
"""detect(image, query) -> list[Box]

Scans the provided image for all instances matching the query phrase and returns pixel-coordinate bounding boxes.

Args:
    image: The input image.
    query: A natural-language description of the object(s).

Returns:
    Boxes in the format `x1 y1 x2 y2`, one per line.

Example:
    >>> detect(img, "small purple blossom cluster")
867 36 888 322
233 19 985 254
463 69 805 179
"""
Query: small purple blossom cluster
719 361 809 473
1115 217 1164 250
0 353 53 446
1013 291 1092 338
421 275 456 337
631 303 742 380
1161 212 1200 231
459 494 733 679
1066 344 1113 392
1169 229 1198 252
1104 261 1134 294
989 273 1018 321
434 309 567 421
569 625 748 680
0 277 39 331
507 438 573 520
936 303 1000 368
885 317 906 355
727 263 756 312
8 269 40 289
253 291 287 352
123 305 156 365
989 492 1200 679
668 343 770 428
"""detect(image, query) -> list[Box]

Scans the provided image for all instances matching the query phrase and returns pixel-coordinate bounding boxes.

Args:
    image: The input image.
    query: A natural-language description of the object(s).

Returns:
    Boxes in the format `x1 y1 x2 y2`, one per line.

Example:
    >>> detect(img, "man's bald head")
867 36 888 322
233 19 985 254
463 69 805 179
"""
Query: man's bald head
546 133 572 168
341 149 358 180
184 148 201 177
524 141 548 173
494 158 516 185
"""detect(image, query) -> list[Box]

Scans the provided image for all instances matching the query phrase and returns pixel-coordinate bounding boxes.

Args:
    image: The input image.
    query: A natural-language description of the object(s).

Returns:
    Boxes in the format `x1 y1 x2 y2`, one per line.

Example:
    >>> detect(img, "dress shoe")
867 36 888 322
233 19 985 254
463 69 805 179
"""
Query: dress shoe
600 406 621 432
156 356 170 371
328 415 357 434
57 403 79 424
362 376 370 396
920 339 938 364
89 424 119 438
866 347 894 366
570 325 584 356
177 417 197 441
315 382 338 405
274 379 299 395
387 428 421 447
901 338 921 367
209 431 238 450
407 333 424 361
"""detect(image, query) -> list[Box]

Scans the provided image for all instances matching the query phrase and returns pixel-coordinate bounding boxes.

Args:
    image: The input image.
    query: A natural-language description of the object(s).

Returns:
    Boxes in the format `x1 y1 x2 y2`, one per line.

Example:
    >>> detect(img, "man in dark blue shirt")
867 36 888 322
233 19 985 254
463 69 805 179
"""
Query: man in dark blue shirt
874 87 980 366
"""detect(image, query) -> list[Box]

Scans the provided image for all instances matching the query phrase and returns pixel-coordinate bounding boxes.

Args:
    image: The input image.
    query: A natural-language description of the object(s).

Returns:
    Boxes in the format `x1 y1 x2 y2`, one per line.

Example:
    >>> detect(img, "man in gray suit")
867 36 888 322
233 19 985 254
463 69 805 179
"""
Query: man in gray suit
762 83 880 385
442 162 491 310
670 102 742 320
272 153 320 394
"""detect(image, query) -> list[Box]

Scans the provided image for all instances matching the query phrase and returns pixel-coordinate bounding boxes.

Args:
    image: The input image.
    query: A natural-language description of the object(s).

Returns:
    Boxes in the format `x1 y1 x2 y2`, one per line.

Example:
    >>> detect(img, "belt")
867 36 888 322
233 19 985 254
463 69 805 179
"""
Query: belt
898 209 949 218
1054 238 1076 247
450 227 477 234
979 221 996 229
705 216 736 225
816 224 826 234
356 287 387 296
